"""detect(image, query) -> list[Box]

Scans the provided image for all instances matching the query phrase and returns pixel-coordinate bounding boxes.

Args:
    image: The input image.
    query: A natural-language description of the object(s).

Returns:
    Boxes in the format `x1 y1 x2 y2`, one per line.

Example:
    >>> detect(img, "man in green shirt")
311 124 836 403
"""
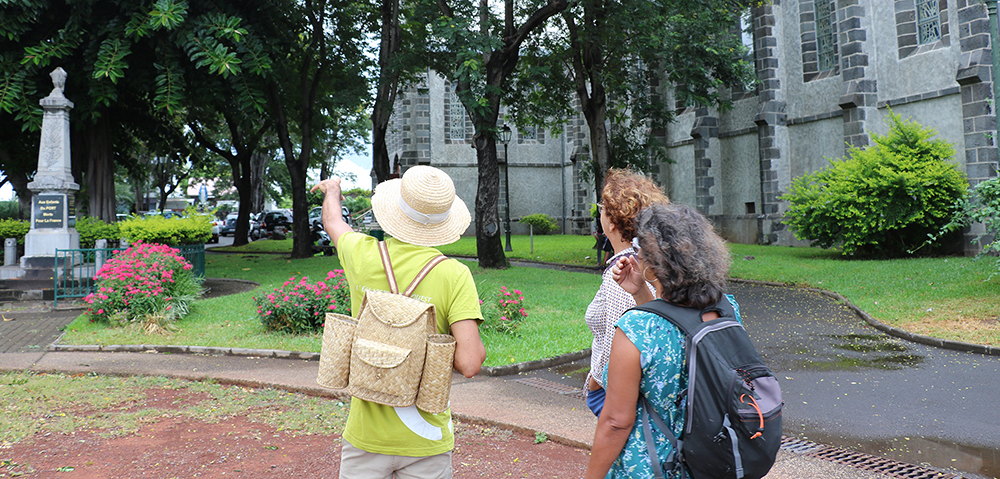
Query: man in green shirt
312 165 486 478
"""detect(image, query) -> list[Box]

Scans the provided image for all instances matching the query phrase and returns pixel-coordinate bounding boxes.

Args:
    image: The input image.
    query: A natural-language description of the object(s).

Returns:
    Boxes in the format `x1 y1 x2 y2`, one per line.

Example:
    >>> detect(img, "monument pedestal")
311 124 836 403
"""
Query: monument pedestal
22 191 79 269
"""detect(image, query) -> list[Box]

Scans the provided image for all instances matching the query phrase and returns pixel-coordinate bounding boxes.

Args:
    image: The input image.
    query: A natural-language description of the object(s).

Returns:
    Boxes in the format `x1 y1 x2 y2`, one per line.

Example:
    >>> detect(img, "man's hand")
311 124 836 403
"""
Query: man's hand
310 177 344 201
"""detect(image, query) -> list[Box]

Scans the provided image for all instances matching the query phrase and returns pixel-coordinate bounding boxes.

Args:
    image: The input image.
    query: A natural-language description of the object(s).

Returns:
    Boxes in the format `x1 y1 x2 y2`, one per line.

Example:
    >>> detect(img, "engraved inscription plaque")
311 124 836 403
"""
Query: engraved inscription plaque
33 194 64 229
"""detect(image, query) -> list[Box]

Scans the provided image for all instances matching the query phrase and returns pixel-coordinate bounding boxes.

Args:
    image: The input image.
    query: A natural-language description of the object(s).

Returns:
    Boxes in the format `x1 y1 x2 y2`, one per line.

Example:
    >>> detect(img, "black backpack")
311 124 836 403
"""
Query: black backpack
632 298 783 479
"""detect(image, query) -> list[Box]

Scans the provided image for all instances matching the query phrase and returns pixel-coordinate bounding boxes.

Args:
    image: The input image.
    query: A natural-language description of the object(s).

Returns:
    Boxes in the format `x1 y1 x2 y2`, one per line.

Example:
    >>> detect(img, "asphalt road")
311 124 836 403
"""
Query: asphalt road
732 282 1000 478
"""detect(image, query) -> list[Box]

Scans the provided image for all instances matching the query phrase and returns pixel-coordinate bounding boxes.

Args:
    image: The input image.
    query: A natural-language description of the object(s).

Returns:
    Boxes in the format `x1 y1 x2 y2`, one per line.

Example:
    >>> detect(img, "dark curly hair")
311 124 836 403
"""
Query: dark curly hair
635 204 731 309
601 169 669 242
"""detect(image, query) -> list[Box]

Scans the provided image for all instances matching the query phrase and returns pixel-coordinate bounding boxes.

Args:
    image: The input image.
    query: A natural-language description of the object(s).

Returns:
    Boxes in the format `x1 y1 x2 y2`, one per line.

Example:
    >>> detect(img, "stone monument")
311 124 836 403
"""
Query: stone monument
22 67 80 268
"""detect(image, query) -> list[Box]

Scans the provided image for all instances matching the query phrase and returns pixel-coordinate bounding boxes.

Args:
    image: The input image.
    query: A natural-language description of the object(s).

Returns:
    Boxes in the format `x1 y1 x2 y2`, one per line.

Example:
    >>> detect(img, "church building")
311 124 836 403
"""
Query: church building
383 1 999 252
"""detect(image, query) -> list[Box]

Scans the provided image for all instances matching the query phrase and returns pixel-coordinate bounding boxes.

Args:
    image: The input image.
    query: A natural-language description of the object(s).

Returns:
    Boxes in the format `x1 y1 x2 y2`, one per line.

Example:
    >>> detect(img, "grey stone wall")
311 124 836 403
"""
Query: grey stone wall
388 70 579 237
655 0 997 254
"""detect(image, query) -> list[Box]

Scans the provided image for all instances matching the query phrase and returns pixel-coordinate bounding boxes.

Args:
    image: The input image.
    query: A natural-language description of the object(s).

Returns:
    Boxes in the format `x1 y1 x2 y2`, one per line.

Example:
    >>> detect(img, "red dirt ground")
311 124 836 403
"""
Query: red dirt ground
0 388 589 478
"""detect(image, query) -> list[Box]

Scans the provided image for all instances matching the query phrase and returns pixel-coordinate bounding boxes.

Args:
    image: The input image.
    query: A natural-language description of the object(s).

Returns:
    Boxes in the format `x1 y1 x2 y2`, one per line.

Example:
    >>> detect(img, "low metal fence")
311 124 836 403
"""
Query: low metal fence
53 243 205 307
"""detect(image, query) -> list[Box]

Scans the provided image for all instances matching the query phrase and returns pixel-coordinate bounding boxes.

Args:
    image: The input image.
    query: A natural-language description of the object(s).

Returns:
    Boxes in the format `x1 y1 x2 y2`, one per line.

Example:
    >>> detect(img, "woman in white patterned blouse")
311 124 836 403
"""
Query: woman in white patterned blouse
583 169 668 417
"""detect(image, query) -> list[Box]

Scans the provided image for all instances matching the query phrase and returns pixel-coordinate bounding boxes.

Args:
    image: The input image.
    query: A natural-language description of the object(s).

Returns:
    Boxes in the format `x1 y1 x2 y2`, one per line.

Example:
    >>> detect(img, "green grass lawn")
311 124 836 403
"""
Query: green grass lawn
60 234 1000 365
61 243 600 367
441 236 1000 346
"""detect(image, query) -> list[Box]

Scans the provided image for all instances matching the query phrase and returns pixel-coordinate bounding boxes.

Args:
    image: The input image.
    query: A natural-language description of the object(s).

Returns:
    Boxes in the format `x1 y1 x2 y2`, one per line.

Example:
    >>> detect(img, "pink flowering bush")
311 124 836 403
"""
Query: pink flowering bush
482 285 528 334
83 242 203 331
253 270 351 334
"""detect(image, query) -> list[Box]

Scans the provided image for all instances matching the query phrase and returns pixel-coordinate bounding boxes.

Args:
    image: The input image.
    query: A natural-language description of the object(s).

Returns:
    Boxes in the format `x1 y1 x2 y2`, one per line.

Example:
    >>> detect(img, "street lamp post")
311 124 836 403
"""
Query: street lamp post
500 124 513 252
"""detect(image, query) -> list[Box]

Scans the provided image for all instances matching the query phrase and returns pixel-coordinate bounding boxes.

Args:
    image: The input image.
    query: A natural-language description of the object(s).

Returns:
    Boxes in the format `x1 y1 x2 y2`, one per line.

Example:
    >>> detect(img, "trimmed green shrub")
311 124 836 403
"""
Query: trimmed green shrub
343 195 372 217
118 208 212 246
0 219 29 244
75 216 121 249
520 213 558 235
781 112 968 257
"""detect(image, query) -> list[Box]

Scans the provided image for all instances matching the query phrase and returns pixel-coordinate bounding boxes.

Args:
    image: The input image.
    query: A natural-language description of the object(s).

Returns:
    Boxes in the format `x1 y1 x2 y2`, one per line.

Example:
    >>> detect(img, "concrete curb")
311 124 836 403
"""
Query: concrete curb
45 343 590 377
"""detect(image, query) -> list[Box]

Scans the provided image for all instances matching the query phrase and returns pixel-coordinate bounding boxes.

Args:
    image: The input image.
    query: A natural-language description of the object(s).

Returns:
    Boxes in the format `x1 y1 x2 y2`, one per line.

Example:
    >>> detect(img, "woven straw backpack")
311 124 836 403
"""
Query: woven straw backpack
317 241 457 414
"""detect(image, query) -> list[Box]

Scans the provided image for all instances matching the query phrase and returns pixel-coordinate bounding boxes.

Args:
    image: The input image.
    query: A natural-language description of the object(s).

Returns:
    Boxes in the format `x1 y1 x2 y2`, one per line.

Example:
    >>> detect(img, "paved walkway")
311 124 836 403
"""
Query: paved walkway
0 277 988 479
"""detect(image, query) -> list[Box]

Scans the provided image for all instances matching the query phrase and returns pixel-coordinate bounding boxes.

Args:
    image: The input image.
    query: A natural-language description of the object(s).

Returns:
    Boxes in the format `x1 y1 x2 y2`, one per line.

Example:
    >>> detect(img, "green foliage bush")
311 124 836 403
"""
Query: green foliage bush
0 219 29 244
75 216 121 249
923 176 1000 275
781 112 968 257
118 208 212 246
343 194 372 217
520 213 558 235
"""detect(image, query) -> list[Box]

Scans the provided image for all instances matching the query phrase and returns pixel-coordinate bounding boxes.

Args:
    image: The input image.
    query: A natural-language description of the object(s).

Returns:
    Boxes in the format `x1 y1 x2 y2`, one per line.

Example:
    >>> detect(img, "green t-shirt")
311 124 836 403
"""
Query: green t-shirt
337 232 482 457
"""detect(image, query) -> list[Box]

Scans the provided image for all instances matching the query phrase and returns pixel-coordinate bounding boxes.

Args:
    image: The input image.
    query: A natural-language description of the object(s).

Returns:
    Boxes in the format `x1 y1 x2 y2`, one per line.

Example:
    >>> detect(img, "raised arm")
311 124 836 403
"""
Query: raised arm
310 178 354 247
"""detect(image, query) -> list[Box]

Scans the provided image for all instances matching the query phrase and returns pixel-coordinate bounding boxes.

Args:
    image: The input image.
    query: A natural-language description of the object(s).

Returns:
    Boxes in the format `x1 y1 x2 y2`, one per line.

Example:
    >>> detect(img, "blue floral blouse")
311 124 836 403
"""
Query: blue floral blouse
600 296 742 479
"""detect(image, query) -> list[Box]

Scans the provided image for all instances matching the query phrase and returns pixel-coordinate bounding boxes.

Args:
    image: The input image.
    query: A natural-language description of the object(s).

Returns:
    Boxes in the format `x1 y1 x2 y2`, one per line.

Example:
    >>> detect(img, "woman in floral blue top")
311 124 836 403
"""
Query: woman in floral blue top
584 203 734 479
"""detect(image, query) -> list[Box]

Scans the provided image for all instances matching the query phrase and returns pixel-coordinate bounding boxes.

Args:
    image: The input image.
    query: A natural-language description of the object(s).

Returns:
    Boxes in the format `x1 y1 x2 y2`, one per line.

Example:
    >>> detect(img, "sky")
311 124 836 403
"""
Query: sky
0 140 375 202
335 142 373 190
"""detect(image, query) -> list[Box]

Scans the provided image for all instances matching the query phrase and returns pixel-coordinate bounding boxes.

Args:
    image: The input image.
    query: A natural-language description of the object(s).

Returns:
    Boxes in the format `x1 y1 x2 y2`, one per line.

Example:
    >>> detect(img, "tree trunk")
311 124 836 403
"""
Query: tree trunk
565 2 612 202
250 151 267 214
464 50 518 269
7 171 31 220
83 116 117 220
190 119 265 247
371 0 402 185
471 131 506 268
267 81 315 259
582 100 610 201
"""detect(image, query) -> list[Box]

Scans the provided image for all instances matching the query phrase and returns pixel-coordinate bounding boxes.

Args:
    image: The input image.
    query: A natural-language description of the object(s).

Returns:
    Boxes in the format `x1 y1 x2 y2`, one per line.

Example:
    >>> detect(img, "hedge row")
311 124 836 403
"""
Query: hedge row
0 211 213 249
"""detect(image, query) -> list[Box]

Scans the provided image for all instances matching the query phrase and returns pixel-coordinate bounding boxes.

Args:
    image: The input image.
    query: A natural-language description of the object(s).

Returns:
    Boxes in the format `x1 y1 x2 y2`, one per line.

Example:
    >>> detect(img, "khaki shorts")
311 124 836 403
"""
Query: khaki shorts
339 440 453 479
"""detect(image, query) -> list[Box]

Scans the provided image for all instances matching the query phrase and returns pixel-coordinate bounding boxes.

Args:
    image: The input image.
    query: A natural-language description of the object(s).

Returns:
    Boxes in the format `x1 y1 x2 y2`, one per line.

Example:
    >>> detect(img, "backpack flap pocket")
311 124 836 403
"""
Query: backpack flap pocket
354 337 411 368
349 337 421 405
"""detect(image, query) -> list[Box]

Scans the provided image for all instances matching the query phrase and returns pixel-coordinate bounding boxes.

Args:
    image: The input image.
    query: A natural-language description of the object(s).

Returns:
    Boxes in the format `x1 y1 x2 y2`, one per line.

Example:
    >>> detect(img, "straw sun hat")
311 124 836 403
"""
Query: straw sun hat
371 165 471 247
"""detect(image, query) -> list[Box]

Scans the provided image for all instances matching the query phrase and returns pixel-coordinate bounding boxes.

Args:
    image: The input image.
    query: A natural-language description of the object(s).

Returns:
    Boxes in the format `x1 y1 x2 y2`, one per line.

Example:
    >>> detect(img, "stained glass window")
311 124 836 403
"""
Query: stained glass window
916 0 941 45
814 0 837 72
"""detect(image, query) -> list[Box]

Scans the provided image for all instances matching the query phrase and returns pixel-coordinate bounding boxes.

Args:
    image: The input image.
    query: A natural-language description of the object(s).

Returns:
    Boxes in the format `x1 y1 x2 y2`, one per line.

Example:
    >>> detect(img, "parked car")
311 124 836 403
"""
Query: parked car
257 210 293 240
309 205 350 229
209 221 220 244
219 214 238 237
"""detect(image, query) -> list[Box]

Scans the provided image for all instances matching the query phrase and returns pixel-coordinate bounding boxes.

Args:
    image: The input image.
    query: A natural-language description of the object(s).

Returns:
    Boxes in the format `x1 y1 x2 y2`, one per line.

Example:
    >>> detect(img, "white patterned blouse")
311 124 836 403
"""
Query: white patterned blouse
584 247 656 389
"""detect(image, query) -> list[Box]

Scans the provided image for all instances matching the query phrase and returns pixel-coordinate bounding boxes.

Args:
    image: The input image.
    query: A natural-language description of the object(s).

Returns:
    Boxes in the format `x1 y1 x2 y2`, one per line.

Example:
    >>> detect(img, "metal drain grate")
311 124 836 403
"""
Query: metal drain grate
514 377 587 400
781 437 966 479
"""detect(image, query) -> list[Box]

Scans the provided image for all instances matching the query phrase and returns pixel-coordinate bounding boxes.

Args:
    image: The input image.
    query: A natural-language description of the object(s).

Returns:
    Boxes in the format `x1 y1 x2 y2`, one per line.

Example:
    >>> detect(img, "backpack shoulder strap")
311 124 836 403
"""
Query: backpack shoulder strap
376 241 399 294
631 299 702 337
402 255 448 297
631 297 738 337
377 241 448 297
640 396 687 479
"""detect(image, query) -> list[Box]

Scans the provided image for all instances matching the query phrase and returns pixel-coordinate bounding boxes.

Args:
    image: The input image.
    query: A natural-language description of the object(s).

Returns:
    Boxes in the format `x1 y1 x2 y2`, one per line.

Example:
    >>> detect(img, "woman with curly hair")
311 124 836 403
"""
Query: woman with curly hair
584 169 669 417
584 203 739 479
